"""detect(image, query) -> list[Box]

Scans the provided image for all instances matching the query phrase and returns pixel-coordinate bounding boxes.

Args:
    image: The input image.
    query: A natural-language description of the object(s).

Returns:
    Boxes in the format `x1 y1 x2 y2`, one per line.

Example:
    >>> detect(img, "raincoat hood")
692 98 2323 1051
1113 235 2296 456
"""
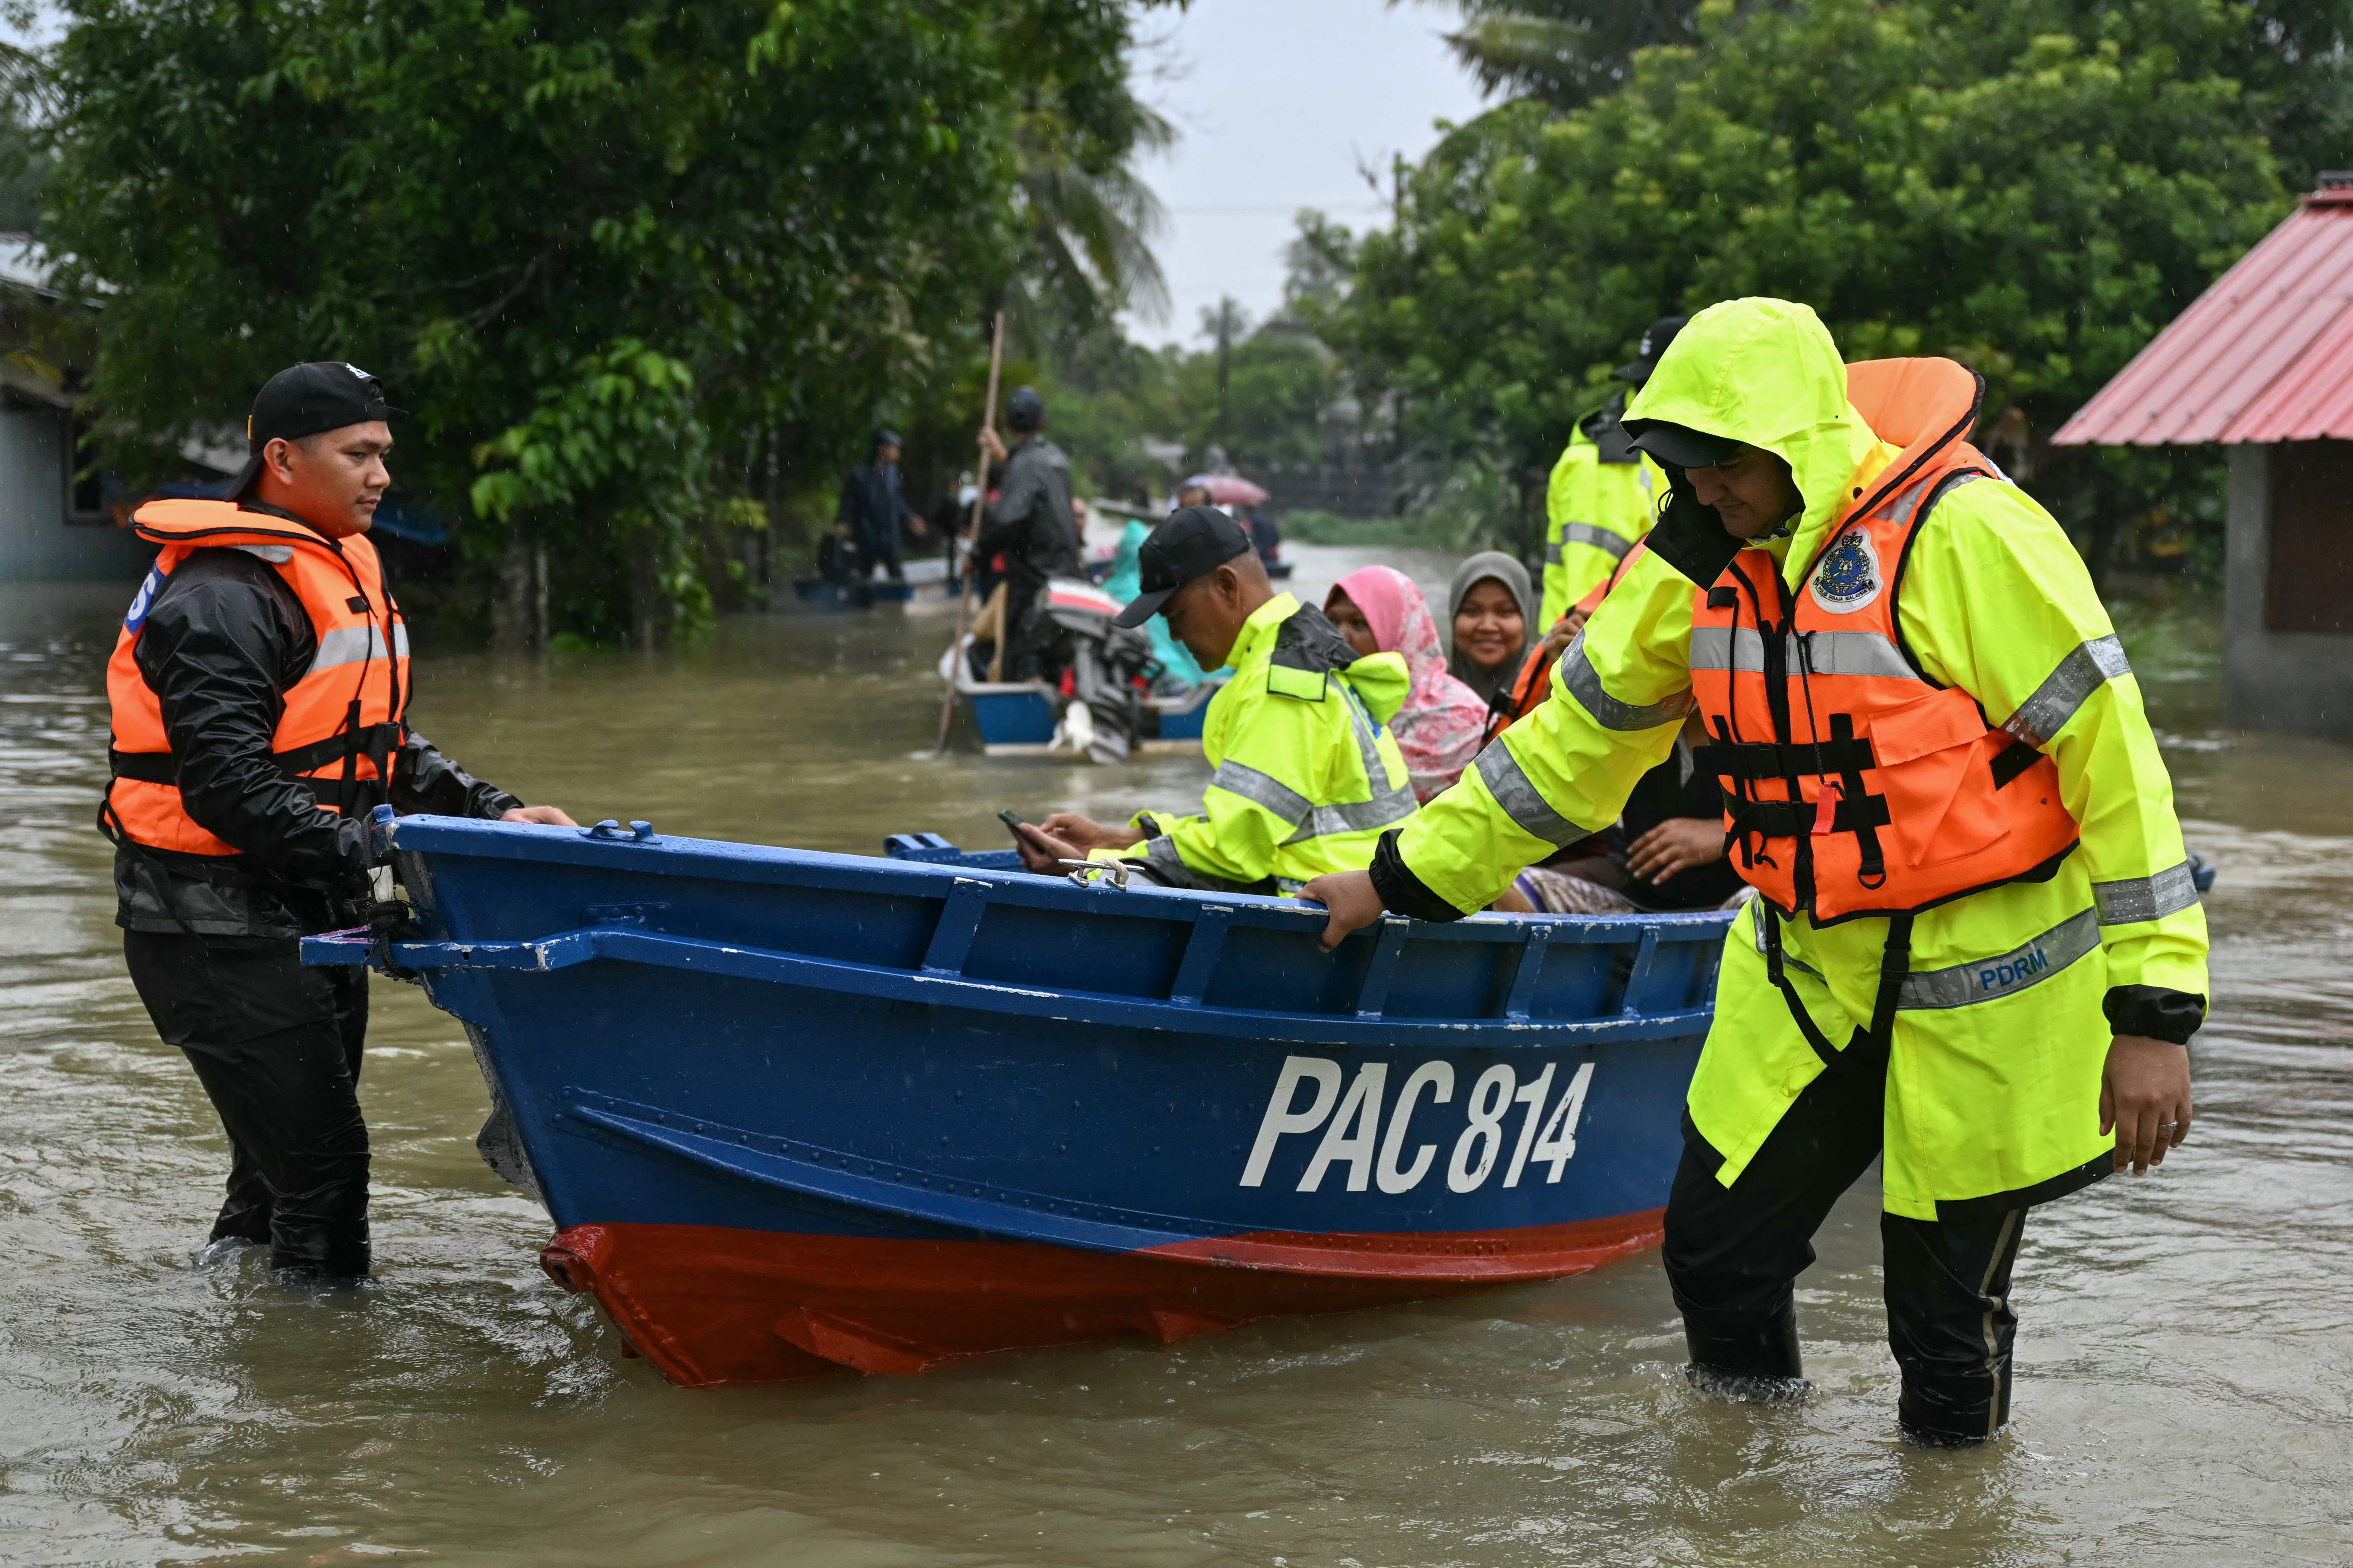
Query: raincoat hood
1342 648 1411 727
1622 298 1888 587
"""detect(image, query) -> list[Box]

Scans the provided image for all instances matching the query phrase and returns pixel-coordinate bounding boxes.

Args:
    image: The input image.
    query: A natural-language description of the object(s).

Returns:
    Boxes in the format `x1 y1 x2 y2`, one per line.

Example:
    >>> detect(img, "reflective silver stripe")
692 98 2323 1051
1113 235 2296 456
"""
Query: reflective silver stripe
1750 917 1825 977
1280 685 1420 843
1803 630 1917 679
1473 741 1586 846
2093 862 2199 926
1209 760 1311 826
1559 522 1634 560
311 624 408 672
1285 788 1419 844
1883 476 1936 526
1138 834 1254 894
1896 908 2100 1011
1342 686 1391 790
1561 635 1694 731
1688 625 1755 672
1544 542 1562 565
2002 635 2130 748
1688 626 1917 680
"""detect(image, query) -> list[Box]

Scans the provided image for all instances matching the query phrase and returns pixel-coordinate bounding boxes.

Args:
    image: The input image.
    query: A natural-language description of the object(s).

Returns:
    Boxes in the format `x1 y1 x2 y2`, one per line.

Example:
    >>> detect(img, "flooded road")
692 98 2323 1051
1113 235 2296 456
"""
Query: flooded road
2 553 2347 1566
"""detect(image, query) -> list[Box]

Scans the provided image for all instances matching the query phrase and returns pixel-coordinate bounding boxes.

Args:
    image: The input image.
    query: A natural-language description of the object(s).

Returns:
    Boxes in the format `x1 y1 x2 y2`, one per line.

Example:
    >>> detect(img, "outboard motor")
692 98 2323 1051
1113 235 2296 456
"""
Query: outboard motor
1040 578 1160 763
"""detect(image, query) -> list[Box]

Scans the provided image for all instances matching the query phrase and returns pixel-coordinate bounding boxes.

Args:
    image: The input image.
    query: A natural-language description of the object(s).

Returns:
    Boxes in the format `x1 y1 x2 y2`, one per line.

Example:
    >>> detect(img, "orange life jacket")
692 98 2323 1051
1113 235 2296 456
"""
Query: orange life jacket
102 499 410 857
1689 359 2078 930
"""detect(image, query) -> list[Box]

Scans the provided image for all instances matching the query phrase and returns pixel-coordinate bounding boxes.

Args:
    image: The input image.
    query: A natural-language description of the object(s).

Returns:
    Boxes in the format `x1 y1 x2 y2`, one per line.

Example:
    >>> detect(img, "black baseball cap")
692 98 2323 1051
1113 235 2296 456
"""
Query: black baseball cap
1112 506 1253 627
1613 315 1689 383
1623 419 1741 469
226 362 407 499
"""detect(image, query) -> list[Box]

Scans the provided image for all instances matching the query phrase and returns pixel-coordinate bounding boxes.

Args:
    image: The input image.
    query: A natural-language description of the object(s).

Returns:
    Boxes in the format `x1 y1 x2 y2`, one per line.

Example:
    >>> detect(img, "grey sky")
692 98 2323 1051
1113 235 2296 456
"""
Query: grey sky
1126 0 1488 348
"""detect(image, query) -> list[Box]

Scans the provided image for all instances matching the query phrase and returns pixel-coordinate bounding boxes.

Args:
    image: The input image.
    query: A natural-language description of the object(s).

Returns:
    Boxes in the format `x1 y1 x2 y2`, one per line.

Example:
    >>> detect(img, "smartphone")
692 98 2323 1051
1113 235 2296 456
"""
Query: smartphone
998 809 1029 841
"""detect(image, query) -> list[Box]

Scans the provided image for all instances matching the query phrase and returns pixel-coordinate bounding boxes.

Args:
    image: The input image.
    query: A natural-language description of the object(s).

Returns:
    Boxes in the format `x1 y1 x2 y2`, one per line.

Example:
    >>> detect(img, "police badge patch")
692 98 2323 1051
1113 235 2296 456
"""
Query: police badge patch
1809 526 1882 613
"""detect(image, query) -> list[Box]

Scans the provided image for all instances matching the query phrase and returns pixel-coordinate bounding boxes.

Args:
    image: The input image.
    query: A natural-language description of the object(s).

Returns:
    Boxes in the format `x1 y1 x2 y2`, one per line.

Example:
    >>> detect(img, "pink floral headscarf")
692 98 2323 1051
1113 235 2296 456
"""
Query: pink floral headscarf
1330 565 1489 801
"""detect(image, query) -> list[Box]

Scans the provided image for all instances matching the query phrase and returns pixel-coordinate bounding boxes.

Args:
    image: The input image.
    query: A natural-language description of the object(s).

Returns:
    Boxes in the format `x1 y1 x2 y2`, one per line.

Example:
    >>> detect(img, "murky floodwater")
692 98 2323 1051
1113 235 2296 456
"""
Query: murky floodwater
2 550 2347 1566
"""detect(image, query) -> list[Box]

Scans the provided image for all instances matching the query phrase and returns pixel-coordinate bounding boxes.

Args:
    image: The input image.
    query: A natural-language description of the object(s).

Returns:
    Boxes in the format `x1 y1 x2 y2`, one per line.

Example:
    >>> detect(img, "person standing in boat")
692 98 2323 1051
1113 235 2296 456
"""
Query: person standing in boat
1008 507 1416 895
1537 316 1682 631
836 428 922 583
103 362 576 1280
1301 298 2206 1447
974 386 1083 681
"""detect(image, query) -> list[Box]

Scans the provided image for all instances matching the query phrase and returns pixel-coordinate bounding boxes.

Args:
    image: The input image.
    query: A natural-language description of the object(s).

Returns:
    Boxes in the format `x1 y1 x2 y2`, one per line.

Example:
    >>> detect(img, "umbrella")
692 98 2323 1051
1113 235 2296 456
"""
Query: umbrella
1183 473 1269 507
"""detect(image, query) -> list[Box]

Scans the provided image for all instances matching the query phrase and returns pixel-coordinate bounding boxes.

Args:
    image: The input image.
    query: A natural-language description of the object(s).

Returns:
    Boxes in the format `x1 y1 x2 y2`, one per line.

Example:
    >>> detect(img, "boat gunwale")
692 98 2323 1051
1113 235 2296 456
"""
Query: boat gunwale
381 813 1738 952
312 919 1719 1047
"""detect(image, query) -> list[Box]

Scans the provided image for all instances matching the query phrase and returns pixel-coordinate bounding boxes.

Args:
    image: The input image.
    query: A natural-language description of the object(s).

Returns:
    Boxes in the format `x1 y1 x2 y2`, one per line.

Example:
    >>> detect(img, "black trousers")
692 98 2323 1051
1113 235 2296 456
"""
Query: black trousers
124 931 372 1276
1661 1023 2029 1443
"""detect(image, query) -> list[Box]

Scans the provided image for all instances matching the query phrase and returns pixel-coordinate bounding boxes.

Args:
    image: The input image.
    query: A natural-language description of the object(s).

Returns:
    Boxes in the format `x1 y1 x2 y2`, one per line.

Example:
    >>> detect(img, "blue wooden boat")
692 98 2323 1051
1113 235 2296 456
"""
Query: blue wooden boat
956 668 1221 755
305 810 1732 1387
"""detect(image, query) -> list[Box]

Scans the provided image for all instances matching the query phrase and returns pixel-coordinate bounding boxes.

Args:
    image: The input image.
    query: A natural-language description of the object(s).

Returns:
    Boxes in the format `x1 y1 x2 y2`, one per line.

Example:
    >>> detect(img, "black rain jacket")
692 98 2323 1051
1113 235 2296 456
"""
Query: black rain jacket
977 435 1082 591
111 534 522 937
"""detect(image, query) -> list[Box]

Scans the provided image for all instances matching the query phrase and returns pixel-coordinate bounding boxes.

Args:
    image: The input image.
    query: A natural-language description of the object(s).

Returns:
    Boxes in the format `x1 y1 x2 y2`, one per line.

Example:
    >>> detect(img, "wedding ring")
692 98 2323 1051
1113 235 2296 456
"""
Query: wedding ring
2159 1121 2179 1130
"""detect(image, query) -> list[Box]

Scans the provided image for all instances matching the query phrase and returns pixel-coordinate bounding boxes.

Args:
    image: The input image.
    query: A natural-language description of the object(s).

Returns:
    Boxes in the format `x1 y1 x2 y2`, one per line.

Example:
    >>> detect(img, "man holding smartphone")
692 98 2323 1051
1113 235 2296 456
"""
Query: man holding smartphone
1011 507 1416 895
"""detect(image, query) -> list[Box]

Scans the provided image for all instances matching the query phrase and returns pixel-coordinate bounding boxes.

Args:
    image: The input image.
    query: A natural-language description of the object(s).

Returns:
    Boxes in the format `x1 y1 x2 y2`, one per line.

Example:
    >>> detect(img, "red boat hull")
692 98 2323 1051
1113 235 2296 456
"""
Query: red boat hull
539 1214 1664 1387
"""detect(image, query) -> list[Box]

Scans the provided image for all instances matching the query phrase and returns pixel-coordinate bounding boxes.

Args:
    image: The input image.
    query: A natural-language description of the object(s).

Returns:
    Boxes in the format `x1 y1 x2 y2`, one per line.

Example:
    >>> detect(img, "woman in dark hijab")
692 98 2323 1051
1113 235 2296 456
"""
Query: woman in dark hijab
1445 551 1535 713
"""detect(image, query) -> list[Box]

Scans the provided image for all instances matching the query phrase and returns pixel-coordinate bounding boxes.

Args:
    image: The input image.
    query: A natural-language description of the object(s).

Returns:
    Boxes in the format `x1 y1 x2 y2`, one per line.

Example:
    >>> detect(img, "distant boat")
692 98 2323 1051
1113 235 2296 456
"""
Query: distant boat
792 556 960 609
306 812 1732 1388
954 666 1220 755
948 578 1223 756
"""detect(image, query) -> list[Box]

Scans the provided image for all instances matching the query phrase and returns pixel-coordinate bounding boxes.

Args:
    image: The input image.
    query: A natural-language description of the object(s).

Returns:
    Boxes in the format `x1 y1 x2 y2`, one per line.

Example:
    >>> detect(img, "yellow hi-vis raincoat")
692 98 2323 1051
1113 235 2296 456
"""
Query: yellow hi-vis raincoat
1383 299 2208 1219
1123 593 1416 895
1538 403 1663 629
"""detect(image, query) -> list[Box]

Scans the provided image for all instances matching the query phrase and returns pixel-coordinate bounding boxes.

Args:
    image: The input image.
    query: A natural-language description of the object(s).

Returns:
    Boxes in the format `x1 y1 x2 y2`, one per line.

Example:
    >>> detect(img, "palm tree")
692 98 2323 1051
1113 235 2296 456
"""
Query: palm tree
1200 295 1248 450
1404 0 1701 109
1008 97 1173 352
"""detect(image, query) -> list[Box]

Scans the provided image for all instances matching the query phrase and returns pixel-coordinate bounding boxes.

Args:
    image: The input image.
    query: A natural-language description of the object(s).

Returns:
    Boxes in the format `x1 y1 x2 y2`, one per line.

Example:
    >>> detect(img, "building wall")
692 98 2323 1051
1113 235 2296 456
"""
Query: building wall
0 407 152 582
2224 442 2353 738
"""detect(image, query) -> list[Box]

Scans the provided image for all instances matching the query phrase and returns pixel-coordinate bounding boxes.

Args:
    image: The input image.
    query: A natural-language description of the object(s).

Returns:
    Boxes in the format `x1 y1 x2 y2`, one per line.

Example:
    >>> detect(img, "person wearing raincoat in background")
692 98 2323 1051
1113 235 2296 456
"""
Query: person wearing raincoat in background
1010 508 1416 896
1105 515 1207 688
1301 298 2206 1446
1537 316 1683 631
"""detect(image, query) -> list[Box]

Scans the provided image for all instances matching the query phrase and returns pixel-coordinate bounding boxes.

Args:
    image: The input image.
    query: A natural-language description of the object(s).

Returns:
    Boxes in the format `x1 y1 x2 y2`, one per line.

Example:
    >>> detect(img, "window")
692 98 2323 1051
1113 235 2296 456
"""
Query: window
2266 440 2353 635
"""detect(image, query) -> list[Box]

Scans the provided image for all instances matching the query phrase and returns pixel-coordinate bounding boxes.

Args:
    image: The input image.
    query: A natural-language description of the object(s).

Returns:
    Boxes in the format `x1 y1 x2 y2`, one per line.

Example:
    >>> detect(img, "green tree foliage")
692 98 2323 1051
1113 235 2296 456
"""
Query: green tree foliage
43 0 1171 644
1328 0 2301 561
1042 308 1336 502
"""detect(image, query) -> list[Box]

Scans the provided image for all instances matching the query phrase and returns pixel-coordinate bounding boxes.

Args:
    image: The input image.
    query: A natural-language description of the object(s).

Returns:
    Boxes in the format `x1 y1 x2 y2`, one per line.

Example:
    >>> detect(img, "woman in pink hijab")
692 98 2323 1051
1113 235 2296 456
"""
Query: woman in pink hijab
1325 565 1489 801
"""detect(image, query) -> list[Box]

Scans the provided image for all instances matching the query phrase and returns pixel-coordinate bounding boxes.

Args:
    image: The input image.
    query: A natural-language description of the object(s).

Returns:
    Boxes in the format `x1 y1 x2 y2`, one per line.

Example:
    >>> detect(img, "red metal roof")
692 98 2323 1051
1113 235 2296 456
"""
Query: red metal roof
2053 187 2353 446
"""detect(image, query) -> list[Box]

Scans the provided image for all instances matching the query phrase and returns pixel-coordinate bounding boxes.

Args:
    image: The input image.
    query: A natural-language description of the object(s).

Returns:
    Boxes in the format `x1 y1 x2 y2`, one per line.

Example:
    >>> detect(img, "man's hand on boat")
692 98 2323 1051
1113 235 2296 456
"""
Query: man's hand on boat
1299 870 1385 952
499 806 580 827
1011 813 1142 875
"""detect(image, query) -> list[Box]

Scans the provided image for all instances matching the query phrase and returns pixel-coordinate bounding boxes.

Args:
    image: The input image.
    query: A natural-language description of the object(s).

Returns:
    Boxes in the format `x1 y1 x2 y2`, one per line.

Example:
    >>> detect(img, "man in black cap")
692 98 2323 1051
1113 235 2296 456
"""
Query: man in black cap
1536 315 1688 633
103 362 574 1279
974 386 1082 680
1008 507 1417 893
836 429 921 582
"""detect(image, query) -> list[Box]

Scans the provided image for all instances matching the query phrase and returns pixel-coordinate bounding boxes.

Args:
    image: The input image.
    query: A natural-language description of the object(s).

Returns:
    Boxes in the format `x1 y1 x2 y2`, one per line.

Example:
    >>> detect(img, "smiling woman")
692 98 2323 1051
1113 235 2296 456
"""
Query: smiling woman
1444 550 1534 710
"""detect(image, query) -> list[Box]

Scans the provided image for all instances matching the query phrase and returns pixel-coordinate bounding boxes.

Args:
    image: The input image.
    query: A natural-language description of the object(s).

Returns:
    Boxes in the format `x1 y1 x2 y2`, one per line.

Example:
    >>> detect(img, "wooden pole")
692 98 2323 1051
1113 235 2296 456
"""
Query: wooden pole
935 310 1006 755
